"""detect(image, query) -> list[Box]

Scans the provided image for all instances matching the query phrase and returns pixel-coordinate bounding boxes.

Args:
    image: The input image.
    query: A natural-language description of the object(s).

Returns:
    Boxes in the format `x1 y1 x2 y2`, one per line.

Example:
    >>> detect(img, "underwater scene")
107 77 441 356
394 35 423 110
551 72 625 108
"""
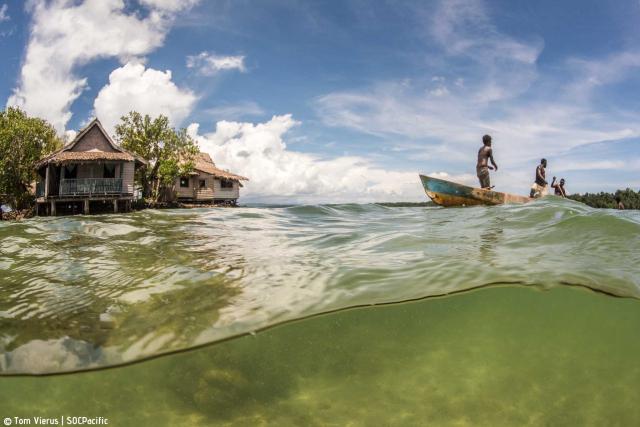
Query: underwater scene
2 198 640 426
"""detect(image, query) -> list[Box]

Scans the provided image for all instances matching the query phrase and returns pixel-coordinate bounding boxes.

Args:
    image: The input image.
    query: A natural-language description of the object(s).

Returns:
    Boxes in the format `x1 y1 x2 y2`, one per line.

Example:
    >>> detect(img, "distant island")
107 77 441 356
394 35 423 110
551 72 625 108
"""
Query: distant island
375 202 438 207
568 189 639 210
241 202 439 208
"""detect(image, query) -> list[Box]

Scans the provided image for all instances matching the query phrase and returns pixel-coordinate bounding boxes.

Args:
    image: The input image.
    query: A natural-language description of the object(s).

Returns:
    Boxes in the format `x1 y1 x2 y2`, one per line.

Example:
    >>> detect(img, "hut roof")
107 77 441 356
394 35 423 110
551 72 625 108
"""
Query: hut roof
189 152 249 181
33 119 147 169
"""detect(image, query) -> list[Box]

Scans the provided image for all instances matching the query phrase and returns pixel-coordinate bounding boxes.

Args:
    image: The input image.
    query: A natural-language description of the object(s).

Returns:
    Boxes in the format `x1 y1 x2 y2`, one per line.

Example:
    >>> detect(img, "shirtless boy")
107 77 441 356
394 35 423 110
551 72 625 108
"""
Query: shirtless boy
477 135 498 189
530 159 548 198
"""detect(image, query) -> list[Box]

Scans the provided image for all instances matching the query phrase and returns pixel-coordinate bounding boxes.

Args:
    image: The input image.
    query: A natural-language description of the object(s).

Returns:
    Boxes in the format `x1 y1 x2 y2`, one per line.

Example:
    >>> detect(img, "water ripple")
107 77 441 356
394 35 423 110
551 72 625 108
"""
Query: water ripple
1 197 639 374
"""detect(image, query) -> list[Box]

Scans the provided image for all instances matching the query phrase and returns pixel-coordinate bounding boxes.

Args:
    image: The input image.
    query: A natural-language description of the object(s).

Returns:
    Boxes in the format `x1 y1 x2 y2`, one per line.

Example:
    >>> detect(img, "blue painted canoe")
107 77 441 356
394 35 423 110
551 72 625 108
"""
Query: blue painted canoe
419 174 533 207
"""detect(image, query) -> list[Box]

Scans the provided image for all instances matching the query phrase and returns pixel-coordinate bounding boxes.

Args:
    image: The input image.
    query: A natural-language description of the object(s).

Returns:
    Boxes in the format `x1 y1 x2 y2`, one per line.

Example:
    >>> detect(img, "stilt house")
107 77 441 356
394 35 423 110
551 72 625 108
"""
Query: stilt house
33 119 146 215
173 153 248 205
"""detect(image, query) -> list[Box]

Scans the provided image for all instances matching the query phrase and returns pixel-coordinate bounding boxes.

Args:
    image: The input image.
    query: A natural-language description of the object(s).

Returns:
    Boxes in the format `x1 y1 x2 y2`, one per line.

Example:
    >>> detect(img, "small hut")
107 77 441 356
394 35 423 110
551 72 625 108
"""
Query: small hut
33 119 147 215
170 153 248 205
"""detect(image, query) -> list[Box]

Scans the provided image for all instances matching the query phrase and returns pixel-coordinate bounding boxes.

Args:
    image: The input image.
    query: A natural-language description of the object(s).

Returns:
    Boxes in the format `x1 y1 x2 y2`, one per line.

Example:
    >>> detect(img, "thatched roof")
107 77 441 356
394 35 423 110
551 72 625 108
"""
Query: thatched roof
33 119 147 169
189 152 249 181
35 151 133 168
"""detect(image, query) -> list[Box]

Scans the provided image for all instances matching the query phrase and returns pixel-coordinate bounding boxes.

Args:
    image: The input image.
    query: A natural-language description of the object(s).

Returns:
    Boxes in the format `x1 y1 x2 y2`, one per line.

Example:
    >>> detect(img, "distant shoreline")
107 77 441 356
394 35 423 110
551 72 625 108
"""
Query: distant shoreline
374 201 438 207
568 189 639 210
241 201 438 208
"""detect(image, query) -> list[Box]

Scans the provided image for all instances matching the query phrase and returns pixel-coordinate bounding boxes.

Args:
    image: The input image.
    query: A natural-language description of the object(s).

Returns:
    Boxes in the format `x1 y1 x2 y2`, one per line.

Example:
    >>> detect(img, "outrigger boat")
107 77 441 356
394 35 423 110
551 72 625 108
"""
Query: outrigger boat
419 174 533 207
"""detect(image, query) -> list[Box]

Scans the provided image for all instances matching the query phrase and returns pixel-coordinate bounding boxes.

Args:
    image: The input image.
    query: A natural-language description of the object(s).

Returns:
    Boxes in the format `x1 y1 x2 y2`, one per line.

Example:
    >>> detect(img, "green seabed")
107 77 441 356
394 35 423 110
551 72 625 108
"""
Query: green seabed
4 285 640 426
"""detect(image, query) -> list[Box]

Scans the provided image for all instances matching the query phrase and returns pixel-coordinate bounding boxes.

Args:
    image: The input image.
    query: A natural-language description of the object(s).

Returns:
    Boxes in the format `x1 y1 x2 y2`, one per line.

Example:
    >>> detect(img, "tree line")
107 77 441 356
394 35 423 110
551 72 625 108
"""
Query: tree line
0 107 199 210
568 189 640 210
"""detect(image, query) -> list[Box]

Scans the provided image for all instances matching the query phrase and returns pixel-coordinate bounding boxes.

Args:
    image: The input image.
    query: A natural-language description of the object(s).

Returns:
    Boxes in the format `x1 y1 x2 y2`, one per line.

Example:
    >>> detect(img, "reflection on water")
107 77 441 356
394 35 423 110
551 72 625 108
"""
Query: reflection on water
1 199 640 373
3 286 640 426
479 227 503 265
0 212 243 372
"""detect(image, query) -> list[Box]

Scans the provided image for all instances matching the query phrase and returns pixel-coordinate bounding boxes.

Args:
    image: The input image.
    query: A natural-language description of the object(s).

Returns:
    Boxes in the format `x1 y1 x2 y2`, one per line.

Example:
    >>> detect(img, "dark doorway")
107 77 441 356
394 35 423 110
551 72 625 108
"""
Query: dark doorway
64 164 78 179
48 165 62 196
103 164 116 179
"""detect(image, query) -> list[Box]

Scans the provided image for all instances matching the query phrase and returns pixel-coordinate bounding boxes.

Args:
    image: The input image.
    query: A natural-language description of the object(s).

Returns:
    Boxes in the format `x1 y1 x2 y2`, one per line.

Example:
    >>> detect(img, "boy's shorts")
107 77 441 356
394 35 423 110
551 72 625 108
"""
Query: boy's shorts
531 183 547 197
476 167 490 188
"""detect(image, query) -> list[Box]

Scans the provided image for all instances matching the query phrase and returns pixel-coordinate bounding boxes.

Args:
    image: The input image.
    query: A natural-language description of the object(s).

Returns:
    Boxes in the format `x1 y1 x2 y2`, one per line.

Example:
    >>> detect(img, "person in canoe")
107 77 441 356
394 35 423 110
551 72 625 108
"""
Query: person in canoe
477 135 498 189
529 158 548 198
550 176 566 198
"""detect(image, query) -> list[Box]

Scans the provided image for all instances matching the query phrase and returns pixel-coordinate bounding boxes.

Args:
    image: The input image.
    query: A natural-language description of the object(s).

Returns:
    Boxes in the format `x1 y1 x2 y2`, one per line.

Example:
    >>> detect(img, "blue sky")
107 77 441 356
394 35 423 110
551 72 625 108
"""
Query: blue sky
1 0 640 202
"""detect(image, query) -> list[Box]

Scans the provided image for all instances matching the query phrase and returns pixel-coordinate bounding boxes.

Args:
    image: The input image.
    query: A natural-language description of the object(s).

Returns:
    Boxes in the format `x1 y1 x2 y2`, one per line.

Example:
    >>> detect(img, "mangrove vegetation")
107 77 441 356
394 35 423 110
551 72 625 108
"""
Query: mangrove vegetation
568 189 640 210
0 107 62 210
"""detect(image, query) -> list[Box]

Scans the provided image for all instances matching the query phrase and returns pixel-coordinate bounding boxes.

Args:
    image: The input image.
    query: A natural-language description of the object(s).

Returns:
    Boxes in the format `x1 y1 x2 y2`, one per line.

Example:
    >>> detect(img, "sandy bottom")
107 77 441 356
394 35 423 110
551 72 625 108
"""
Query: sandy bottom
4 285 640 426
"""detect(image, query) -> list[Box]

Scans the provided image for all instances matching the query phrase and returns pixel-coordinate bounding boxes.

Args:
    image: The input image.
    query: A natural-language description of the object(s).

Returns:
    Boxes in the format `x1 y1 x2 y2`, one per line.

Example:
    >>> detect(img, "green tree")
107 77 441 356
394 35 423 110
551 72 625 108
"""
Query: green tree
114 112 199 199
568 189 640 210
0 107 62 209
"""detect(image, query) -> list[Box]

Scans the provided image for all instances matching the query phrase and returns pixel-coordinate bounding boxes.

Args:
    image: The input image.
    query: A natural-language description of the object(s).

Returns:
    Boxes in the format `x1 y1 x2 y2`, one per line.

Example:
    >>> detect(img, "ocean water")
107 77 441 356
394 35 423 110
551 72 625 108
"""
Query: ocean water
2 198 640 425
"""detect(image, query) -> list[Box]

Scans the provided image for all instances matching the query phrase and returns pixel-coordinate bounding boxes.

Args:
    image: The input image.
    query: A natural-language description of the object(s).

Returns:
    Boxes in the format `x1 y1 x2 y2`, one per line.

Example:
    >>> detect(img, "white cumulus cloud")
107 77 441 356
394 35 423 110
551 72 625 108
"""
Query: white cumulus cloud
0 4 9 22
7 0 196 134
93 61 197 135
139 0 199 12
187 115 442 203
63 130 77 143
430 86 450 97
186 52 247 76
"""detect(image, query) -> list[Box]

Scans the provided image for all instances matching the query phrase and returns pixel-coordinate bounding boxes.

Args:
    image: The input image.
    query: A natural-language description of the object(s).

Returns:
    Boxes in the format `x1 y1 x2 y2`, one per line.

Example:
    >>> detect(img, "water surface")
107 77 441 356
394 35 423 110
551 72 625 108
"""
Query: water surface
1 198 639 374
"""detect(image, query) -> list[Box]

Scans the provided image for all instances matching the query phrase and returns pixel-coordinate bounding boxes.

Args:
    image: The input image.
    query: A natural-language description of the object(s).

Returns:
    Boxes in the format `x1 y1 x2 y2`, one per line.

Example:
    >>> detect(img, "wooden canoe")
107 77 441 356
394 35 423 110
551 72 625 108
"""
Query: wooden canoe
419 174 533 207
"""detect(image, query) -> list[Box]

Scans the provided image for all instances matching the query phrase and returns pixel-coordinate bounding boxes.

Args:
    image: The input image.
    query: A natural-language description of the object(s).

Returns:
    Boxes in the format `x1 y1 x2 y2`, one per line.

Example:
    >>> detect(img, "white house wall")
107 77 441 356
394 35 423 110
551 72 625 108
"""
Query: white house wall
174 174 240 200
176 176 195 199
195 173 214 201
213 179 240 199
122 162 135 195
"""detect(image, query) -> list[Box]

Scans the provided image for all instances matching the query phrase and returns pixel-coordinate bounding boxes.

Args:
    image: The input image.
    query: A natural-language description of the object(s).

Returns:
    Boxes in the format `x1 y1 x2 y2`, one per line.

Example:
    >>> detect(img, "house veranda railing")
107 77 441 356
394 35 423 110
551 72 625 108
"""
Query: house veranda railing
59 178 123 196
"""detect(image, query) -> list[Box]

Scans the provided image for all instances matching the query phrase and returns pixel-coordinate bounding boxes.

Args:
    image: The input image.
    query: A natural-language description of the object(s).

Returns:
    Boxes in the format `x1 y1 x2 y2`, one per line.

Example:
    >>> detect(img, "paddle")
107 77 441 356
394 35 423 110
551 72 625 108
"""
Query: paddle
553 177 566 198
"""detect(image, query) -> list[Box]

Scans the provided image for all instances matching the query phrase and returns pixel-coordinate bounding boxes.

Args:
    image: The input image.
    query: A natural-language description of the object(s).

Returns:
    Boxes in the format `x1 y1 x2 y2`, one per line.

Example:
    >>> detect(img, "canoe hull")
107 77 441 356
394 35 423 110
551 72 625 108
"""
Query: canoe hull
419 174 533 207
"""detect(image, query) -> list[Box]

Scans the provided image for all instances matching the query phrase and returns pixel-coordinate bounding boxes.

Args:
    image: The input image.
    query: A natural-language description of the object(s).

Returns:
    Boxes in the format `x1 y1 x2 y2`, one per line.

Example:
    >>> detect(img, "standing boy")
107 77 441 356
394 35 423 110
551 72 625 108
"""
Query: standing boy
530 159 548 198
476 135 498 189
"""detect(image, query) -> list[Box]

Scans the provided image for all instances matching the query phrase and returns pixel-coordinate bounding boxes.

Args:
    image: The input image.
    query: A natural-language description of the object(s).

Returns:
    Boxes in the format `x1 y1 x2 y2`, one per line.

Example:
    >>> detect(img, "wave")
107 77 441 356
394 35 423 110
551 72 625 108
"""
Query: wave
1 197 639 374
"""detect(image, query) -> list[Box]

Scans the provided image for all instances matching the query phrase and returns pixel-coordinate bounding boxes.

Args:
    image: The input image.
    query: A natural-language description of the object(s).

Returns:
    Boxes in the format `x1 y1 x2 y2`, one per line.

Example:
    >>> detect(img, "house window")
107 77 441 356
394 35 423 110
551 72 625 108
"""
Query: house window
103 163 116 179
199 180 206 188
221 179 233 189
180 178 189 188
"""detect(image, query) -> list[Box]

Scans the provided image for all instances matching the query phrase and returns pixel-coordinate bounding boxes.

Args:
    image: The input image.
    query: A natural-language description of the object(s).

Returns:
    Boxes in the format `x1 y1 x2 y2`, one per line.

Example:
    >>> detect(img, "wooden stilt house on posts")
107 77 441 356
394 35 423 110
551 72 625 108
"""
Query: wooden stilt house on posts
174 153 248 205
33 118 146 216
